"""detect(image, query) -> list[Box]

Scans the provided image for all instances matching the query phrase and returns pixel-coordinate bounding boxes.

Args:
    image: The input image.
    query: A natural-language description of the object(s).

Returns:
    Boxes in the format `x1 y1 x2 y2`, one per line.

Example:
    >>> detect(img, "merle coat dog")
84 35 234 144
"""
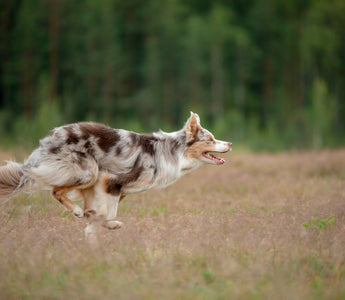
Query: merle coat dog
0 112 231 236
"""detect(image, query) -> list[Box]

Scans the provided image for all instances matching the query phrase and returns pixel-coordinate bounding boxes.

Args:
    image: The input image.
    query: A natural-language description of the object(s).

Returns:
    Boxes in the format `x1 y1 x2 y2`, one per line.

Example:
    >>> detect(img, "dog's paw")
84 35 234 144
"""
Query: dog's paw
73 205 84 218
84 209 96 219
103 220 123 230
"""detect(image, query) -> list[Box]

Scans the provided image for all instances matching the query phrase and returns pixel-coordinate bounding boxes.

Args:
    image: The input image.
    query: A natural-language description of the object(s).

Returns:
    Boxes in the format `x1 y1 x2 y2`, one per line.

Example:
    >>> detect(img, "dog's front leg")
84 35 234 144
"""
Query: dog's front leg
97 172 127 230
82 172 127 231
102 193 123 230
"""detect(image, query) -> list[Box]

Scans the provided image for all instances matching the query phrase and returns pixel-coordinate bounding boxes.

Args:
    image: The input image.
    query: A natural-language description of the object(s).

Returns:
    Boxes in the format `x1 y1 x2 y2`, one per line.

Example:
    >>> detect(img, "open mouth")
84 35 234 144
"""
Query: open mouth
202 152 226 164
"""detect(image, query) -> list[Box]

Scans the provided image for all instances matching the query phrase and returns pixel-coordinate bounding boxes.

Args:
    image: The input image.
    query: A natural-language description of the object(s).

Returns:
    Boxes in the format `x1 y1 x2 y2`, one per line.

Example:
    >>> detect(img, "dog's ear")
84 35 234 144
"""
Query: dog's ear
193 112 200 123
185 112 200 140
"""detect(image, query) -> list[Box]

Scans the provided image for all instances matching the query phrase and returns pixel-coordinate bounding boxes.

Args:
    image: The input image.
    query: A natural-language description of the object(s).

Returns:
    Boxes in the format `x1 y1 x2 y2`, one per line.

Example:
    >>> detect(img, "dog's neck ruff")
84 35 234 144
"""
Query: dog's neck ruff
141 130 201 189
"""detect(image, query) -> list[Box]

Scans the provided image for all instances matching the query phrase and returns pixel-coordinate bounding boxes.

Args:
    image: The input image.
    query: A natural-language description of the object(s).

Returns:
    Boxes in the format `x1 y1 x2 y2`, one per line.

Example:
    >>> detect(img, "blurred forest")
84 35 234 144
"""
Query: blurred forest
0 0 344 150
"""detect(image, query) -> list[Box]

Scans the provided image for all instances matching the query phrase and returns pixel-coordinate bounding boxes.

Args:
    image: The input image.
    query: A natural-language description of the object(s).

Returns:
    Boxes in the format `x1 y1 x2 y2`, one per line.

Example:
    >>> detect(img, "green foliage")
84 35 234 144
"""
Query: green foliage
202 269 216 284
310 78 337 149
138 205 168 217
0 0 345 150
303 216 336 229
12 77 64 148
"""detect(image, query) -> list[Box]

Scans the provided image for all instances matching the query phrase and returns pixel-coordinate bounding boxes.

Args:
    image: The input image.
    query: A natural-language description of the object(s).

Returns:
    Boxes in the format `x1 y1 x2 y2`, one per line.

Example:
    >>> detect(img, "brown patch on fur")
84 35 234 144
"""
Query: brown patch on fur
72 151 88 170
140 135 157 156
97 131 120 153
49 146 61 154
187 139 197 147
130 133 158 156
79 122 102 139
129 133 137 145
79 122 120 153
115 147 122 156
101 172 122 196
84 141 95 157
103 157 144 196
64 126 79 144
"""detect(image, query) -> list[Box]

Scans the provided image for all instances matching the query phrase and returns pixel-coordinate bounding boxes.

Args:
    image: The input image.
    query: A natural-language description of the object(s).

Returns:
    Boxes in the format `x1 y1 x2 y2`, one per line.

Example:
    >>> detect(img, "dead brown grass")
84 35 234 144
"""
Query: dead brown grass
1 149 345 299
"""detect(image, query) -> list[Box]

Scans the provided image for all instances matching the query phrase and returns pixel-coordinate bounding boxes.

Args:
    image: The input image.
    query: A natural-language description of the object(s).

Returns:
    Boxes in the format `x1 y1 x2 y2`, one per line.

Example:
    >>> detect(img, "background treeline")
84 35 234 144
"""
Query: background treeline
0 0 344 150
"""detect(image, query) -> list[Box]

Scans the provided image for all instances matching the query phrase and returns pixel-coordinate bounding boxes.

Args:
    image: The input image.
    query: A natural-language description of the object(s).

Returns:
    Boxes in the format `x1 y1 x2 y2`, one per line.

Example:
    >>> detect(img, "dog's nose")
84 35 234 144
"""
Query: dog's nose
228 142 232 149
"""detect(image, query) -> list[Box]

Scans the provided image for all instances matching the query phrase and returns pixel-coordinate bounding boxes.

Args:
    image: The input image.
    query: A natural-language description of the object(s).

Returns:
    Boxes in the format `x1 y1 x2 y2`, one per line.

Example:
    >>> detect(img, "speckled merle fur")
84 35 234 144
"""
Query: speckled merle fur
0 112 231 236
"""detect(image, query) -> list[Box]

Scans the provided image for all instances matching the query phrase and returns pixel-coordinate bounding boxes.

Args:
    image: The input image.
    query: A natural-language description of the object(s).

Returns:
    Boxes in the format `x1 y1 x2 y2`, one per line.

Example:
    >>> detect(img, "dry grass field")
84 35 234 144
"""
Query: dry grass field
1 149 345 299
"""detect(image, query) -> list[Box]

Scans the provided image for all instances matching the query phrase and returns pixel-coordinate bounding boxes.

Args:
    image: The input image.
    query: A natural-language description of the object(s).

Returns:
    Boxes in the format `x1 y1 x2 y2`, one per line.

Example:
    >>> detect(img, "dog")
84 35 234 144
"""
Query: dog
0 112 231 239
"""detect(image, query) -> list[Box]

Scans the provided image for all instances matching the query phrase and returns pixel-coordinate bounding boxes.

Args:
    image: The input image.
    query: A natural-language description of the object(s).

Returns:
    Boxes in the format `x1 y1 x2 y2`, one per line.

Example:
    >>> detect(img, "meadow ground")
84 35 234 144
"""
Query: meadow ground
1 149 345 299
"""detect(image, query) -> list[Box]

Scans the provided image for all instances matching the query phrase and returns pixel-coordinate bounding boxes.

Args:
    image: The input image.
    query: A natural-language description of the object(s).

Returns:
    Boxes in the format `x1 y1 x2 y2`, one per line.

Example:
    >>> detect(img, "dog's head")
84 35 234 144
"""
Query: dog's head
184 112 232 165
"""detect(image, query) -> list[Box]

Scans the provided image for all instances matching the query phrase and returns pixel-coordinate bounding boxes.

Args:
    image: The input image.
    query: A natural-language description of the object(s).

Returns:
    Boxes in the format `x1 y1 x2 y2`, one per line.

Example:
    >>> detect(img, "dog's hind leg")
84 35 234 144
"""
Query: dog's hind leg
47 154 99 217
52 185 86 217
52 170 98 217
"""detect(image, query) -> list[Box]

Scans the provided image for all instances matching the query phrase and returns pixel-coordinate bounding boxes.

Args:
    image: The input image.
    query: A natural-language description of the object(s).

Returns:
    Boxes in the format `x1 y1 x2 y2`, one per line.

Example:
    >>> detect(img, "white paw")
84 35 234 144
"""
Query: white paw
73 205 84 218
103 220 123 230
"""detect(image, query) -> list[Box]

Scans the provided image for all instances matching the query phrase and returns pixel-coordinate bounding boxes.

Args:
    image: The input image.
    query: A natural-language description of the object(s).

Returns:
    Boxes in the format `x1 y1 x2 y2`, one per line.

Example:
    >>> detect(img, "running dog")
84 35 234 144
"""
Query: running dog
0 112 232 235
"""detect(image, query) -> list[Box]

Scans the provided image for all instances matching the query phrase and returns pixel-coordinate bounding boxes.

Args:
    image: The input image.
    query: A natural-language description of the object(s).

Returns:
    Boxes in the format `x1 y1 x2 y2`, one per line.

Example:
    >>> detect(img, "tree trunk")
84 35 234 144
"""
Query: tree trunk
49 0 59 101
210 43 224 121
0 1 11 107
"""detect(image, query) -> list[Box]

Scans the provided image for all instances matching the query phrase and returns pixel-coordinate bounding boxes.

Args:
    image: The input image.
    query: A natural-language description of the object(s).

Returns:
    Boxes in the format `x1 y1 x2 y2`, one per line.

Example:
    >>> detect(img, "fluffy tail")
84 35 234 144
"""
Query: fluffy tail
0 161 33 200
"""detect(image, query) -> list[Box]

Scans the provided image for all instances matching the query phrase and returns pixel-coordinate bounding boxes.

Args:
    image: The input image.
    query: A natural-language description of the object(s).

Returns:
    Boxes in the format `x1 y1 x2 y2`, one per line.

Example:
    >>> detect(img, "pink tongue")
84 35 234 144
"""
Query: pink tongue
210 154 224 163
